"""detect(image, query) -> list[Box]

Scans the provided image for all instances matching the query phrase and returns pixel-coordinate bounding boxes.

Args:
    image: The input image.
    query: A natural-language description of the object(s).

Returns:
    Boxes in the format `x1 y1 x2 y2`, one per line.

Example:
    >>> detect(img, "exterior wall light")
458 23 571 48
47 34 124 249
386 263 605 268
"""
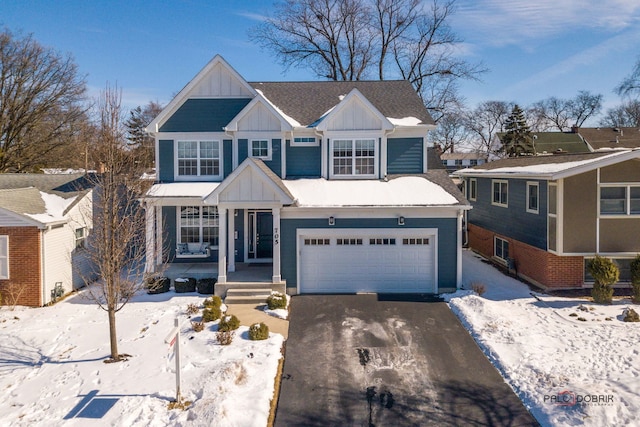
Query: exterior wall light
398 216 405 225
329 216 335 225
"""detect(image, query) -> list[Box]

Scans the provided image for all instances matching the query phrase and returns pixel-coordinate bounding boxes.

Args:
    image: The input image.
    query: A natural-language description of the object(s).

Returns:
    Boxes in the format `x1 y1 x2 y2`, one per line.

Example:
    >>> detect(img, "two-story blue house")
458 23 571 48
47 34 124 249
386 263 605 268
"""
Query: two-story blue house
142 55 469 297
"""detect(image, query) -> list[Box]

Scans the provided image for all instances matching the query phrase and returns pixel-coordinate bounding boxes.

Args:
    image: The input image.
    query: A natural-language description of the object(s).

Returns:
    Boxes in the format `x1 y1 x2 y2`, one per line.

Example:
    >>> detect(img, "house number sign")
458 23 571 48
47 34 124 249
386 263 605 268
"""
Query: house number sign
274 227 279 245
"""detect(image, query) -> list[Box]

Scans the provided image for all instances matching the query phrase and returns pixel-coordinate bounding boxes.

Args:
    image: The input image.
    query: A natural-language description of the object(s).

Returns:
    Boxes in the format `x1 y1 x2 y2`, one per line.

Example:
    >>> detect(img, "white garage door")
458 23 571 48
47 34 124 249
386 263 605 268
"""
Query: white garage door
298 229 436 293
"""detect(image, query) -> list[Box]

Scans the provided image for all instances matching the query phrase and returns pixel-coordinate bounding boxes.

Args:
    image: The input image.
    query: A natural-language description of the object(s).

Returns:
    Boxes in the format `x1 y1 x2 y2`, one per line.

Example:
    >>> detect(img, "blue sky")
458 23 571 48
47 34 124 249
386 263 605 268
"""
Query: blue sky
2 0 640 120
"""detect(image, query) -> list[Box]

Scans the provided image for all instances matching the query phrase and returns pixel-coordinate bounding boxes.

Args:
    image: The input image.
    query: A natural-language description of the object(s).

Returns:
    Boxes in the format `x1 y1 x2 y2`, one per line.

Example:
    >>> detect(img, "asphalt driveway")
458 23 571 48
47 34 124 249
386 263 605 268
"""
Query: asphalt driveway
275 294 538 426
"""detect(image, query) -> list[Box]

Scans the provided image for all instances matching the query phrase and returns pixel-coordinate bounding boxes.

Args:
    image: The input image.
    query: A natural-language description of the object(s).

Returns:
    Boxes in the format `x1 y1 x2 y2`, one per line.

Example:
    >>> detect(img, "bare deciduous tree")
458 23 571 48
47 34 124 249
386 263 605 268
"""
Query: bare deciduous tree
81 84 154 362
252 0 484 121
428 106 470 153
0 27 87 172
528 91 603 131
616 57 640 99
464 100 513 156
600 100 640 127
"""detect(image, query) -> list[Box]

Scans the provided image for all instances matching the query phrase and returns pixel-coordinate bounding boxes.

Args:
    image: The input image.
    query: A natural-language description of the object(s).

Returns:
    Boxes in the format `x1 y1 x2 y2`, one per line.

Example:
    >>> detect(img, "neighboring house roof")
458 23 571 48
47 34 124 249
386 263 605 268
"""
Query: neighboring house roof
0 187 77 226
249 80 434 127
495 132 589 154
577 127 640 150
283 172 467 208
454 149 640 180
440 152 488 160
0 173 95 196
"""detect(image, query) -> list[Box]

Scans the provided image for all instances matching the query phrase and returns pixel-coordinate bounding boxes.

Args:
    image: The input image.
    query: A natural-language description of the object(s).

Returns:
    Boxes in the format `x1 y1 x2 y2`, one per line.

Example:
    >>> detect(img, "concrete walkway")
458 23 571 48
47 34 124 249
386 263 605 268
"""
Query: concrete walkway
225 303 289 339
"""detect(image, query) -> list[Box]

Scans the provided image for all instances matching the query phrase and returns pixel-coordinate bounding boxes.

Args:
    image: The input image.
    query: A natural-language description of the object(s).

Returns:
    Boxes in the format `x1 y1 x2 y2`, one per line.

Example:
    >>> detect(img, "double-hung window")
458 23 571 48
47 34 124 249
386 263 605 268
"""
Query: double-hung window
332 139 375 177
469 178 477 201
177 140 220 177
250 140 271 160
600 185 640 215
494 237 509 262
75 227 87 249
179 206 219 247
526 182 539 214
492 179 508 207
0 235 8 279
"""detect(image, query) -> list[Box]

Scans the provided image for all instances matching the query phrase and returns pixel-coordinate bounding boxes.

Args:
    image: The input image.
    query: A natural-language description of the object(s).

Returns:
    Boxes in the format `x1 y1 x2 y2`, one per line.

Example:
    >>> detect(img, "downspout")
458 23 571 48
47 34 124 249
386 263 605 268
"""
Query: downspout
382 127 396 178
314 130 326 178
40 228 46 306
457 209 463 289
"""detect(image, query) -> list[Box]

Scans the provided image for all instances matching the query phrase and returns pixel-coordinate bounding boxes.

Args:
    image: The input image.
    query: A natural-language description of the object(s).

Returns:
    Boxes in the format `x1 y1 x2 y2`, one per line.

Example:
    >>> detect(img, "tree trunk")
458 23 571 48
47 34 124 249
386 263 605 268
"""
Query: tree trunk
108 308 119 360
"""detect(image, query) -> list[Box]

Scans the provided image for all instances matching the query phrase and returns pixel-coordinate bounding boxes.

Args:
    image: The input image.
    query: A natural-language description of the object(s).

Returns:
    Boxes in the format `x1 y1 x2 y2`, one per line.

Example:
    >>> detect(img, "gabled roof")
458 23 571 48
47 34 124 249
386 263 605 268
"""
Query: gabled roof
249 80 434 127
0 173 95 195
454 149 640 180
225 90 296 132
0 187 78 226
578 127 640 150
315 88 393 131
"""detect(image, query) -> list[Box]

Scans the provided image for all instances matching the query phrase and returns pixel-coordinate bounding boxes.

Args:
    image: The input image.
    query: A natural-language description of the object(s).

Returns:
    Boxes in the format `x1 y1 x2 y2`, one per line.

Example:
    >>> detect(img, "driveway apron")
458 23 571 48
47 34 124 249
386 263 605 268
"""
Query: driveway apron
275 294 538 426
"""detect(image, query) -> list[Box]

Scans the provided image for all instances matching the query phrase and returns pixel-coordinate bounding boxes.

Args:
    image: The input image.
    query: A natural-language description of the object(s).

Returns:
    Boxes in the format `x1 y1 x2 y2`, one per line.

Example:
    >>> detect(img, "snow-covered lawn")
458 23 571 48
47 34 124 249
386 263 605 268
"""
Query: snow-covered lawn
0 291 284 427
447 250 640 426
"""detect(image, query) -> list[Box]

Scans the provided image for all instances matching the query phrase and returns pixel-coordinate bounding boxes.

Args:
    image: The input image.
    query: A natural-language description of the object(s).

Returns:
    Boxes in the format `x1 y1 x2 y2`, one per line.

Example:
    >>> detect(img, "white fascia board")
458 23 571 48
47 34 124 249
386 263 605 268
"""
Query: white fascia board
224 92 294 132
280 206 465 219
146 54 257 134
316 88 394 132
550 149 640 180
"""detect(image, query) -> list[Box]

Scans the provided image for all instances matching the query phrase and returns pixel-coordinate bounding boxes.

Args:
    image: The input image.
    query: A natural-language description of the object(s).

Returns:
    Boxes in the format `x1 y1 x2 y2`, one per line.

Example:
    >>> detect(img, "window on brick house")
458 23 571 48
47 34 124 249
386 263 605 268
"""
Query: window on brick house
0 235 8 279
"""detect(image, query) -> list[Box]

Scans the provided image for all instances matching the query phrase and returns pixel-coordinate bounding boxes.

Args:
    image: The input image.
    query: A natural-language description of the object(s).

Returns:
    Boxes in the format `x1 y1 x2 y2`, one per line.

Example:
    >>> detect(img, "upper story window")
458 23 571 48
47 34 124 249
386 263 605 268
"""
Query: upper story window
526 182 539 214
332 139 375 177
492 179 508 207
250 140 271 160
600 185 640 215
177 140 220 177
0 235 8 279
469 178 477 201
75 227 87 249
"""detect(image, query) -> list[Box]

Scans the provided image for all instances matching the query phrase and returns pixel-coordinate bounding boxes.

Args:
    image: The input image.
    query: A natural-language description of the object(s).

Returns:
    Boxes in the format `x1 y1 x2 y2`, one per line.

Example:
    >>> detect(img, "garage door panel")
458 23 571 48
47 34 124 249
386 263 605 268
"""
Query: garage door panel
299 229 435 294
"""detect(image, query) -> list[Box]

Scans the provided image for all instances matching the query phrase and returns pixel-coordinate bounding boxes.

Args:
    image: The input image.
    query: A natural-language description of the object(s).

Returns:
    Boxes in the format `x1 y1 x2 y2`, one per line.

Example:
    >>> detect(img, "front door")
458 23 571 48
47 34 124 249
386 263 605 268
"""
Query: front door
248 210 273 260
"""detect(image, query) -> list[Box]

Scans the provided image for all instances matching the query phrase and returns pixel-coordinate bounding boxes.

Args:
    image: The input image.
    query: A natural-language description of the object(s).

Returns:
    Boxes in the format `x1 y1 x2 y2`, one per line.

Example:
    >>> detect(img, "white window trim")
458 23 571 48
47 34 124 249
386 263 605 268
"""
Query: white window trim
491 179 509 207
177 206 220 248
494 236 509 263
291 136 319 147
175 140 222 181
329 138 378 179
469 178 477 201
248 139 272 161
0 235 8 280
599 184 640 217
526 181 539 214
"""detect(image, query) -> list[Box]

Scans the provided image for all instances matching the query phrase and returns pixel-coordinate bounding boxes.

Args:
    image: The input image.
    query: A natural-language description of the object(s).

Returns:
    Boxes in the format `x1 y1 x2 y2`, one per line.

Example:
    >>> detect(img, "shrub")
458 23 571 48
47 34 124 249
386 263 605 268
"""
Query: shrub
203 296 222 309
174 277 196 293
197 278 216 295
471 282 486 297
587 256 618 304
266 292 287 310
146 277 171 294
202 306 222 322
218 314 241 332
630 254 640 304
248 322 269 340
216 330 234 345
191 321 205 332
185 303 200 316
623 308 640 322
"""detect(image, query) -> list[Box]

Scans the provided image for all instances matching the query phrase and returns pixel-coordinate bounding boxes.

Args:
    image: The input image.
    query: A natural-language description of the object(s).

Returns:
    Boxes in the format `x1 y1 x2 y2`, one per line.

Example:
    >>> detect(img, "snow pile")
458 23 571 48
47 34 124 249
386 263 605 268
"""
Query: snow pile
263 292 290 320
0 291 283 427
387 116 423 126
446 251 640 426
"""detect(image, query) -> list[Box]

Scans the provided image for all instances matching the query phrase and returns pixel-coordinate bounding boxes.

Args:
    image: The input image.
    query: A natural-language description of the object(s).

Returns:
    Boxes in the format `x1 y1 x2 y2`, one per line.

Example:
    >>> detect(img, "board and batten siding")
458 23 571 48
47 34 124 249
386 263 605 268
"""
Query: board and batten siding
467 177 548 250
387 138 423 174
237 139 282 177
280 217 459 292
159 99 251 132
158 140 174 182
286 141 322 177
223 139 233 178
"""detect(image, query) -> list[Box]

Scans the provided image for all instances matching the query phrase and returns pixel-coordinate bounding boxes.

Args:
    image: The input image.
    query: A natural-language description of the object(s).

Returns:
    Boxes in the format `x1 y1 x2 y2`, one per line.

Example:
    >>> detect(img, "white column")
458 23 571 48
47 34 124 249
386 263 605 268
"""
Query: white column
155 205 163 266
145 202 155 273
217 207 227 284
228 209 236 273
272 207 281 283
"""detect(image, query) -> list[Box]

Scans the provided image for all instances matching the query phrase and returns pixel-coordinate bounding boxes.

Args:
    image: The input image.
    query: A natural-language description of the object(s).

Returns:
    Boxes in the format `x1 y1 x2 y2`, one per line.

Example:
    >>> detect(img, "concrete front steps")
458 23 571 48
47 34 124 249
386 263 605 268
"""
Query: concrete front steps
224 286 272 305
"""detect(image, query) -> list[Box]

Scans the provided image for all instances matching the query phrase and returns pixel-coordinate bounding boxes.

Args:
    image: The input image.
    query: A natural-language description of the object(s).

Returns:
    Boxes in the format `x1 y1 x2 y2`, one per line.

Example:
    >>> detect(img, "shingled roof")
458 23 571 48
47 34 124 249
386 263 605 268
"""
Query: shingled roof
0 173 95 197
249 80 434 127
496 132 589 154
578 127 640 150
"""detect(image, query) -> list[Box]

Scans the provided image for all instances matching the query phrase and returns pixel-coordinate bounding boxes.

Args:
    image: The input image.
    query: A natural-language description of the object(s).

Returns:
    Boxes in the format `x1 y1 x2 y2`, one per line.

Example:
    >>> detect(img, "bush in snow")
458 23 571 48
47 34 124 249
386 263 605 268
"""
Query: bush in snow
186 303 200 316
623 308 640 322
202 306 222 322
216 330 234 345
203 296 222 309
191 320 205 332
587 255 618 304
471 282 486 297
630 255 640 303
248 322 269 340
218 314 241 332
266 292 287 310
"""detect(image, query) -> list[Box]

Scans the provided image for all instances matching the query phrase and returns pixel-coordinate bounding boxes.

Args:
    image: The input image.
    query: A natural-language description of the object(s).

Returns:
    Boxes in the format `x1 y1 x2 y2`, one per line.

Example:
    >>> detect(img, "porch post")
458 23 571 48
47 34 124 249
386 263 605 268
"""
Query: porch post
217 207 227 284
272 207 281 283
144 202 155 273
228 209 235 273
155 205 163 266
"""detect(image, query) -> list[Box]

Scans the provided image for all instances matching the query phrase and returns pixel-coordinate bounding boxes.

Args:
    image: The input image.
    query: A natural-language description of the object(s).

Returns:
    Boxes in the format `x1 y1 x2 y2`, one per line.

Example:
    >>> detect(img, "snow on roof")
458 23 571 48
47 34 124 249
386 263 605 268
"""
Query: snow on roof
388 116 423 126
284 176 458 207
145 182 220 198
25 191 77 224
255 89 301 127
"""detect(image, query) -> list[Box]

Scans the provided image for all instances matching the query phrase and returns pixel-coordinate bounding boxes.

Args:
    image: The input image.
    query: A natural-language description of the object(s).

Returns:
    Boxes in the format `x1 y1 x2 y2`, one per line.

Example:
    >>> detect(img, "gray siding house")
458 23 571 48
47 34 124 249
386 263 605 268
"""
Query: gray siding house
143 55 469 296
455 150 640 289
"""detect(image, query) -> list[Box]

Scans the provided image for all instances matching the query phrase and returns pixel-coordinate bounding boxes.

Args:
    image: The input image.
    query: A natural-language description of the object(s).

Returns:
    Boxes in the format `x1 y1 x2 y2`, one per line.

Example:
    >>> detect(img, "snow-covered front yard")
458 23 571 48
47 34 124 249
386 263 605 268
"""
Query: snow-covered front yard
0 291 283 427
448 250 640 427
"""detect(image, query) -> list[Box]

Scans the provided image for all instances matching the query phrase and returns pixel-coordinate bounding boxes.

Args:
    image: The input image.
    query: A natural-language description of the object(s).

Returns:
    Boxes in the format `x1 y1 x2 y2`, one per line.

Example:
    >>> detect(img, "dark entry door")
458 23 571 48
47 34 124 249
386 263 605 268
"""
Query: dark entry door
256 211 273 258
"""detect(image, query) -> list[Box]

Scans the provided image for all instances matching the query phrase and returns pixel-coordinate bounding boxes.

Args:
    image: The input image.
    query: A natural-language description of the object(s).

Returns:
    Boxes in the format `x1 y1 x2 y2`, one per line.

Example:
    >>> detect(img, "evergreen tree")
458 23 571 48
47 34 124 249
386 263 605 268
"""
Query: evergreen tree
124 101 163 170
500 105 534 157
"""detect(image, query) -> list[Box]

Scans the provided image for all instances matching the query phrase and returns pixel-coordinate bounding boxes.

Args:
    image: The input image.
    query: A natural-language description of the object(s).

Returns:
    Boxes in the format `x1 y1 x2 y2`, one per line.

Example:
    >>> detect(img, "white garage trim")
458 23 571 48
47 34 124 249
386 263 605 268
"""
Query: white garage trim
296 228 438 294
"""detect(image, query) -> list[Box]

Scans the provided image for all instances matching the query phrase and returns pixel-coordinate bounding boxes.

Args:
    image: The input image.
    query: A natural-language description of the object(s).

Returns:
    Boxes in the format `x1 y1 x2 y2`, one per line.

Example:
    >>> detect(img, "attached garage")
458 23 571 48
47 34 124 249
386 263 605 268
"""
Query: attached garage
297 228 437 294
